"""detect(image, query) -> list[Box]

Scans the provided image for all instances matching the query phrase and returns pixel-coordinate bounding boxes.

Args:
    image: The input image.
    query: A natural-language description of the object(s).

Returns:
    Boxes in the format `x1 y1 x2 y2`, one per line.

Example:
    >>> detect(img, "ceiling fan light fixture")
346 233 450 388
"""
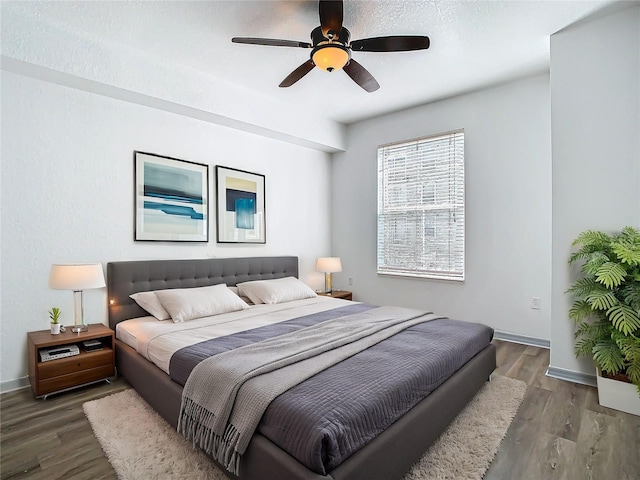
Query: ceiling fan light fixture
312 44 350 72
232 1 429 91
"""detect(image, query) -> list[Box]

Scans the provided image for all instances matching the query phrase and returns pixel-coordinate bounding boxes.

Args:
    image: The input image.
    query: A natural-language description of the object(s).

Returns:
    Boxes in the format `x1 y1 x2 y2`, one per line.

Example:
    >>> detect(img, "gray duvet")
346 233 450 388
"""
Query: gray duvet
170 304 494 475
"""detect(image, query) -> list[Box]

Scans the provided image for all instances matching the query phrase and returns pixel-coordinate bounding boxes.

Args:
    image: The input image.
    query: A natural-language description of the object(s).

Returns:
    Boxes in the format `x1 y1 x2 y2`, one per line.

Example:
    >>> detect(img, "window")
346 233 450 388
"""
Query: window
377 130 464 281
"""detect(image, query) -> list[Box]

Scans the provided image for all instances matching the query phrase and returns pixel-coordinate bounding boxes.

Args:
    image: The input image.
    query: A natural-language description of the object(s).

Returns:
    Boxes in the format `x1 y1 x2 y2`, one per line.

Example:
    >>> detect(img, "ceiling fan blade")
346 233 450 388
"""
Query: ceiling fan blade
232 37 311 48
279 60 316 88
343 59 380 93
351 36 430 52
319 0 343 39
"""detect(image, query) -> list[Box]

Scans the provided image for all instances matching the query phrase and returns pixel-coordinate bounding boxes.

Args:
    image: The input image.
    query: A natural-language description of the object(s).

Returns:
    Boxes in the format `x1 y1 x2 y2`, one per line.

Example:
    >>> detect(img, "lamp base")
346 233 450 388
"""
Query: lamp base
324 272 333 294
71 324 88 333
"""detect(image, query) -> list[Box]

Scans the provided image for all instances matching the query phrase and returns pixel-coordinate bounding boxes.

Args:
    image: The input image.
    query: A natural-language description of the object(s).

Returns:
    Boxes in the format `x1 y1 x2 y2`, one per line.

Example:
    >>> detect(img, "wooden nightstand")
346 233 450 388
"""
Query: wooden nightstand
27 324 115 399
318 290 353 301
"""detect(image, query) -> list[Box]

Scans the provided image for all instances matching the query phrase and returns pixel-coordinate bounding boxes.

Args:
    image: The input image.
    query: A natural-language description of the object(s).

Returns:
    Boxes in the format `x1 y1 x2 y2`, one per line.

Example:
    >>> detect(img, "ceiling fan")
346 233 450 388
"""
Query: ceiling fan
232 0 430 93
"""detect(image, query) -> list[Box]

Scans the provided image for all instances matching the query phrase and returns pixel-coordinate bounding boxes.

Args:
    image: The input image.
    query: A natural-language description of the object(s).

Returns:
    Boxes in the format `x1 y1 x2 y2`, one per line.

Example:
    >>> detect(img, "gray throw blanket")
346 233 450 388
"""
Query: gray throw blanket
178 305 442 475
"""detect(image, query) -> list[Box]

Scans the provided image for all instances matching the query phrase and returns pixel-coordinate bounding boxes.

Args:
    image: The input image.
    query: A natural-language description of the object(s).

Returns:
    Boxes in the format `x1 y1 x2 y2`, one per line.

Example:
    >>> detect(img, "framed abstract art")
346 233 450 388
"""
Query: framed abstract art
134 151 209 242
215 165 266 244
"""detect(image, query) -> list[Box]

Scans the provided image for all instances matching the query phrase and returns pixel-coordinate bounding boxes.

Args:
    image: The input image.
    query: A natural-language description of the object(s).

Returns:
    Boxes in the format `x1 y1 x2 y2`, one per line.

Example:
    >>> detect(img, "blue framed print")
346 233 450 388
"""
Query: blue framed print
134 151 209 242
216 165 266 244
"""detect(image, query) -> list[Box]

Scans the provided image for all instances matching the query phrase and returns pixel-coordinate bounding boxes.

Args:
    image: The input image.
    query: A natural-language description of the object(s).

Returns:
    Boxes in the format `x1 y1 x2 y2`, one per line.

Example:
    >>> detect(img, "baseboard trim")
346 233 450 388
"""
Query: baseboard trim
0 376 30 394
546 366 597 387
493 331 550 349
493 332 597 387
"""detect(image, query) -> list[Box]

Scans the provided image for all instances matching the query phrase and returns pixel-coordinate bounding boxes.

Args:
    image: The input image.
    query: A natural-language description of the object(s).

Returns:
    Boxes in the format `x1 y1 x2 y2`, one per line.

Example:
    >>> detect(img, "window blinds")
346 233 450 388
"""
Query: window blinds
377 130 465 281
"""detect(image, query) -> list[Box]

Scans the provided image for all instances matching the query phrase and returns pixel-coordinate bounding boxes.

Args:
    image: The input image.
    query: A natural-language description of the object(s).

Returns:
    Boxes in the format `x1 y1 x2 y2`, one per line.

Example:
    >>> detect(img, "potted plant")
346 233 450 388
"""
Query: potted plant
49 307 61 335
567 226 640 415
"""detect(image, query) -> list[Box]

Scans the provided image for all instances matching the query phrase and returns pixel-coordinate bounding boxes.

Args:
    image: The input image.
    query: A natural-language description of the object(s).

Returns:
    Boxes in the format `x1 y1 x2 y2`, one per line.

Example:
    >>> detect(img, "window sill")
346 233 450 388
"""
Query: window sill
376 271 465 283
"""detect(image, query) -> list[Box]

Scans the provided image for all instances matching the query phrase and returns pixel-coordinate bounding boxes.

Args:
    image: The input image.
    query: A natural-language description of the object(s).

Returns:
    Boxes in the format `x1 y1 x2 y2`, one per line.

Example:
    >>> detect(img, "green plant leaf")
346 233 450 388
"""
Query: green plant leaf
612 240 640 266
621 226 640 234
571 230 611 248
621 284 640 311
593 340 626 374
586 288 618 311
626 362 640 387
574 320 611 358
581 252 610 275
615 333 640 361
566 277 599 299
606 304 640 335
569 246 608 266
48 307 61 323
619 226 640 243
575 338 596 357
569 300 595 323
569 231 612 266
595 261 627 289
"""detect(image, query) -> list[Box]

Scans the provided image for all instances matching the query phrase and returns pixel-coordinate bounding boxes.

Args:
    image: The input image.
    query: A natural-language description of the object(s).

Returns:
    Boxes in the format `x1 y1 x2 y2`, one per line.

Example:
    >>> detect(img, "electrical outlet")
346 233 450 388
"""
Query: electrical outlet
531 297 541 309
348 277 353 286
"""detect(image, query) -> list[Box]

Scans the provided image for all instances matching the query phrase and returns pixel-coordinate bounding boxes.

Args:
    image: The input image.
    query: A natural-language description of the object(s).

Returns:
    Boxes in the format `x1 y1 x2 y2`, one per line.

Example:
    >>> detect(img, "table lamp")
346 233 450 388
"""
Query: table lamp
316 257 342 294
49 263 106 333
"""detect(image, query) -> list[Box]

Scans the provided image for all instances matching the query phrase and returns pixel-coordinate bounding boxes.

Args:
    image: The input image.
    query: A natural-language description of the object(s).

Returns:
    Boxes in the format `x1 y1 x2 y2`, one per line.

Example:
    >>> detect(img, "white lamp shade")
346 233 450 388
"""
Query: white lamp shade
49 264 106 290
316 257 342 273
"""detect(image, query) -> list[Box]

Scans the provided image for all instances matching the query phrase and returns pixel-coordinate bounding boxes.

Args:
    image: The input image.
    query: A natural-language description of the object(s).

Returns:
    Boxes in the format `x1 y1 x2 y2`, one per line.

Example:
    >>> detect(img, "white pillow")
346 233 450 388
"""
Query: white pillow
130 291 171 321
237 277 317 305
155 284 249 323
228 286 253 305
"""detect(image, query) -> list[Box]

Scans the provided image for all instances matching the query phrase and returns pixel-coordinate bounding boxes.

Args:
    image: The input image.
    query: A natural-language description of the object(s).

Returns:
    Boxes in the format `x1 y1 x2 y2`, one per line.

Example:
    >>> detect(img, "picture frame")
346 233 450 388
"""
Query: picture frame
134 151 209 242
216 166 266 244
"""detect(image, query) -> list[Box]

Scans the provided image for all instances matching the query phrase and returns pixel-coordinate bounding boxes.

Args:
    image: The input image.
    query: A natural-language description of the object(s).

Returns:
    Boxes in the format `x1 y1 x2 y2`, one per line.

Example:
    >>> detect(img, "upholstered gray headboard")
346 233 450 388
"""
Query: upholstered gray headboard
107 256 298 329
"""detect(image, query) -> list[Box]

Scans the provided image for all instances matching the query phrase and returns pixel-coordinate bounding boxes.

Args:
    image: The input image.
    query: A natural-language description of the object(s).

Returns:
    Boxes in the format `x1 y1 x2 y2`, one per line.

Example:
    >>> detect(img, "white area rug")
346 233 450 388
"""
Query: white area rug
84 375 526 480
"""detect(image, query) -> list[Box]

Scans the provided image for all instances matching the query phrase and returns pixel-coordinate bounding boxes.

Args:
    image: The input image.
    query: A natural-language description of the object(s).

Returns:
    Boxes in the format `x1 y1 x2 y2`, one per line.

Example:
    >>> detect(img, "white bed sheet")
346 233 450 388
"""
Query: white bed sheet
116 296 353 374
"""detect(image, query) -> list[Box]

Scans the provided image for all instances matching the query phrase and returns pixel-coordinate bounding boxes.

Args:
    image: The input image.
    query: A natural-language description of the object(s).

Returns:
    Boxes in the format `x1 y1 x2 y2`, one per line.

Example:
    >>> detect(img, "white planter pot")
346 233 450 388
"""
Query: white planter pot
50 323 60 335
596 368 640 416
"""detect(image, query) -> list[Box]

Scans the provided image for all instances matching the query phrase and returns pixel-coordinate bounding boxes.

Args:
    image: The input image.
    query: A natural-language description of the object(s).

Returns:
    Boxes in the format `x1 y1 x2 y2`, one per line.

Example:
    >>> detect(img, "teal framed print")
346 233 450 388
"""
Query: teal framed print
215 166 266 244
134 151 209 242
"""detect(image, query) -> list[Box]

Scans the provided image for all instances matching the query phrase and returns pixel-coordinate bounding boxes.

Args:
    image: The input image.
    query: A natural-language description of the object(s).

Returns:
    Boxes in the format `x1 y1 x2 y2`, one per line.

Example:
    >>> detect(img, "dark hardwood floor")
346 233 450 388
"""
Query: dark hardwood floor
1 340 639 479
485 341 639 480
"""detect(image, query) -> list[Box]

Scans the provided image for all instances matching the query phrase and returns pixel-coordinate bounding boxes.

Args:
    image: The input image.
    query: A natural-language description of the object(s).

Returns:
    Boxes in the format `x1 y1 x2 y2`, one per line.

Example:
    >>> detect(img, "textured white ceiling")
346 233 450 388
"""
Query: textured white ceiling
2 0 616 126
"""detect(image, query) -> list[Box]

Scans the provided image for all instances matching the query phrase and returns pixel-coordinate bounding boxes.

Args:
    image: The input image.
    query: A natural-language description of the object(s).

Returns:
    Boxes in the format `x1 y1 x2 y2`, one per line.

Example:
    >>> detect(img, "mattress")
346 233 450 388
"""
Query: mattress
115 296 353 373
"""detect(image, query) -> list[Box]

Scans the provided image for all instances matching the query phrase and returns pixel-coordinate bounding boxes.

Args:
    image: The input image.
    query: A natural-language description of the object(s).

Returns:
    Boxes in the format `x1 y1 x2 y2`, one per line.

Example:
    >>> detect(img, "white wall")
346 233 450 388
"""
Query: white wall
331 74 552 340
549 5 640 379
0 71 332 387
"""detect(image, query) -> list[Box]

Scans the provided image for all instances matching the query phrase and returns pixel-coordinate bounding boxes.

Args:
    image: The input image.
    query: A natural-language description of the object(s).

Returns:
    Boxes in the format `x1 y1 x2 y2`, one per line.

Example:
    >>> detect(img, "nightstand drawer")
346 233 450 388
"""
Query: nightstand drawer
39 350 113 379
38 365 115 396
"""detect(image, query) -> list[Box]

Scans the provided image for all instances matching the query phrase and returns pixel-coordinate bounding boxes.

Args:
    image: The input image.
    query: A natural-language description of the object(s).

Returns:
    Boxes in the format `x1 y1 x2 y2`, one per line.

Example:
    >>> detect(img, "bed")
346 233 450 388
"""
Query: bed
107 256 496 480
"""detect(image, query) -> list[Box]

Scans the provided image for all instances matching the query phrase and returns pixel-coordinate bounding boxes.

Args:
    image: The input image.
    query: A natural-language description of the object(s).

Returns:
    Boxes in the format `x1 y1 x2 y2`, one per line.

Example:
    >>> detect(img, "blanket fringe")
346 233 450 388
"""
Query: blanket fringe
178 397 243 476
